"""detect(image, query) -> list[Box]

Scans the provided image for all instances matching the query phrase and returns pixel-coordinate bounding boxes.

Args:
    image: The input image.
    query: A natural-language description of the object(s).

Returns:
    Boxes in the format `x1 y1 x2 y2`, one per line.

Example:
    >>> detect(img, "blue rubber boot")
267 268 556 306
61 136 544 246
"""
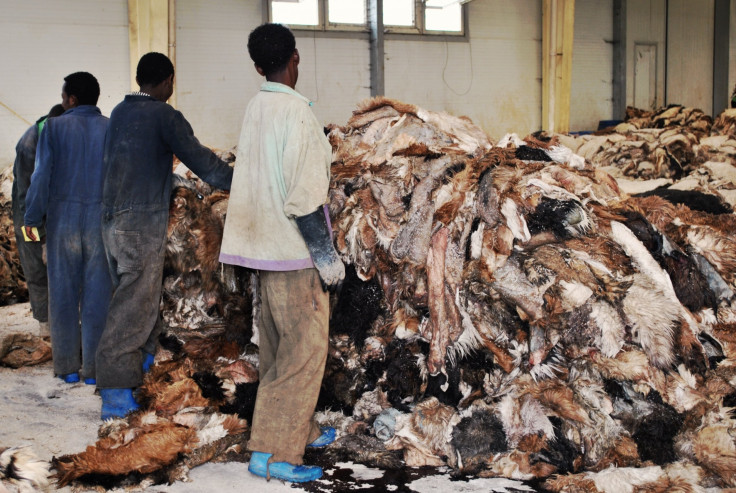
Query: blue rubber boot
59 372 80 384
100 388 140 420
248 452 322 483
307 427 336 448
142 352 155 373
84 378 96 385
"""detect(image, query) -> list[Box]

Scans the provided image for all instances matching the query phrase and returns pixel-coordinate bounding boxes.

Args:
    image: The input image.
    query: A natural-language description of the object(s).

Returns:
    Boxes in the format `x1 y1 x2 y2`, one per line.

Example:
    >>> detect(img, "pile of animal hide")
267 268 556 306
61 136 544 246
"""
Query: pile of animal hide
40 98 736 492
0 166 29 306
557 106 736 212
319 97 736 491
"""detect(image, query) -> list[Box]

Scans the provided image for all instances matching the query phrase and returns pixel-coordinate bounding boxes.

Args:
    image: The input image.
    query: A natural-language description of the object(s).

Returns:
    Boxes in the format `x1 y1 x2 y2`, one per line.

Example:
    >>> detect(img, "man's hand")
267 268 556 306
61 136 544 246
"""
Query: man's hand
23 225 39 242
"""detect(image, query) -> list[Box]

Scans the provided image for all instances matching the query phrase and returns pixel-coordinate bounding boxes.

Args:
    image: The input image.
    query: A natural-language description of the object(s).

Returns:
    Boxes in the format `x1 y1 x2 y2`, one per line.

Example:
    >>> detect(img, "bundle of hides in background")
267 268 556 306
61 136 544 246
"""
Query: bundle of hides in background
0 166 29 306
556 106 736 211
37 98 736 492
53 156 262 489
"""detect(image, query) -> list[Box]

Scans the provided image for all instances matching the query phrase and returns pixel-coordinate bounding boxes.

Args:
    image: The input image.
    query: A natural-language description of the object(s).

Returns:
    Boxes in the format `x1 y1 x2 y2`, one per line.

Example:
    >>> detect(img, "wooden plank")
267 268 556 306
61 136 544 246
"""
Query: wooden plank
555 0 575 132
542 0 575 133
128 0 139 91
127 0 172 95
542 0 551 130
149 0 169 54
168 0 176 108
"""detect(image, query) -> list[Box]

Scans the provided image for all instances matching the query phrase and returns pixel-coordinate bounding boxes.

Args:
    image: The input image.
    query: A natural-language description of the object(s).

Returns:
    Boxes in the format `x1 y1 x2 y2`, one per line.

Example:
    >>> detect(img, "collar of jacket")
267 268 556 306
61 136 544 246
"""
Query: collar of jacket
65 105 102 116
260 81 313 106
124 94 156 102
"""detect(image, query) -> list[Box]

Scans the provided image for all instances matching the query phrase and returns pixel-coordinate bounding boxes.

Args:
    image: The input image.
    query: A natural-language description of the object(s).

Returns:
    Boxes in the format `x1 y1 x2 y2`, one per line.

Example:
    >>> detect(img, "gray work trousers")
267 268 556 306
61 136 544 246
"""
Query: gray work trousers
247 268 328 465
13 224 48 322
96 208 167 389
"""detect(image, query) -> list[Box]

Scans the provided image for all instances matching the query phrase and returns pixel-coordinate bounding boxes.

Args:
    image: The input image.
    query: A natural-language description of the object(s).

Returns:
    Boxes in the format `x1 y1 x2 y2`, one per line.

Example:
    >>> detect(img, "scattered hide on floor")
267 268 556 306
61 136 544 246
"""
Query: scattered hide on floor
0 333 51 368
16 99 736 492
0 446 50 493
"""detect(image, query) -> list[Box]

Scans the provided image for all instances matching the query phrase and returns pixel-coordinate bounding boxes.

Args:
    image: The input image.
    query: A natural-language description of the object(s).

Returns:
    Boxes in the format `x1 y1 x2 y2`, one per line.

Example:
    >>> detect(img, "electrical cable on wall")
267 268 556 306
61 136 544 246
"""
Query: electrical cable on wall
0 100 32 126
442 38 474 96
311 30 320 103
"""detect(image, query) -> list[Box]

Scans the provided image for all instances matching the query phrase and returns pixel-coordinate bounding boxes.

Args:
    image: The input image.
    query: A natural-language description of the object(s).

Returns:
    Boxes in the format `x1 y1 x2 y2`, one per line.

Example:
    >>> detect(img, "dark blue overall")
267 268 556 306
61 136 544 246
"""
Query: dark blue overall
25 106 111 380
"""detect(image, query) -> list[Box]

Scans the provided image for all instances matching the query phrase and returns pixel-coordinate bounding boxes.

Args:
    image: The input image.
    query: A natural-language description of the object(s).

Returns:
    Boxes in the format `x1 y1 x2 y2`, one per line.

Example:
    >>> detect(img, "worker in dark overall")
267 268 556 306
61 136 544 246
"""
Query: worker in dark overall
97 52 233 420
24 72 111 386
12 103 64 335
219 23 344 483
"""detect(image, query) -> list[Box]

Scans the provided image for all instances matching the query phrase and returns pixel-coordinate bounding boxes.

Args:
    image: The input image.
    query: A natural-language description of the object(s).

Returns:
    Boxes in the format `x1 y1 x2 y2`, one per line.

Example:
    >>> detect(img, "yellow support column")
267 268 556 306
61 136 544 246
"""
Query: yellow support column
128 0 176 107
542 0 575 133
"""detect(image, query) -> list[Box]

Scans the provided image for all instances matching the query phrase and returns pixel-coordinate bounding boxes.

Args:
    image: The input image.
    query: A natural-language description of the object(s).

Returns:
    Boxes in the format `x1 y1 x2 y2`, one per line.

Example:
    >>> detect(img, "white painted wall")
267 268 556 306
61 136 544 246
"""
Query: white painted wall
385 0 542 140
666 0 714 113
0 0 130 170
570 0 613 131
174 0 262 153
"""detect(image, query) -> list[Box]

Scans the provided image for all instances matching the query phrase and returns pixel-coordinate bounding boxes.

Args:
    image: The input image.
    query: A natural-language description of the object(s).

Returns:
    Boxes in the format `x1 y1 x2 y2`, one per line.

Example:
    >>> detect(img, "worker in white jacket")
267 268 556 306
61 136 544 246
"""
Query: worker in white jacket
219 23 344 483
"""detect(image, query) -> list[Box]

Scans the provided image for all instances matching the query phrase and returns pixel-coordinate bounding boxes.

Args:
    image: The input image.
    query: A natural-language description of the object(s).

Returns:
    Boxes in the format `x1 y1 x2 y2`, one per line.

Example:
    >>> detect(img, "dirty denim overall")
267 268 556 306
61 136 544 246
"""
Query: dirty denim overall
96 207 167 388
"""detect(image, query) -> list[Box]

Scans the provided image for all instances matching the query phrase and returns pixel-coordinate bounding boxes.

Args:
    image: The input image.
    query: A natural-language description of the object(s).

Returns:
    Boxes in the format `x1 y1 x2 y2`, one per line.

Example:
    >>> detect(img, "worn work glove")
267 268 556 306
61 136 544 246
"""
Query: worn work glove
295 208 345 293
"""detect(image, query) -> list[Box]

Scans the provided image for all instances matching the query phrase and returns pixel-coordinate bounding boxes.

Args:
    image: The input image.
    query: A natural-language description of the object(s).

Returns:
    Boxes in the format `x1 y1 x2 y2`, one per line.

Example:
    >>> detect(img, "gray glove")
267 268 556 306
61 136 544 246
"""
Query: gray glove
295 208 345 293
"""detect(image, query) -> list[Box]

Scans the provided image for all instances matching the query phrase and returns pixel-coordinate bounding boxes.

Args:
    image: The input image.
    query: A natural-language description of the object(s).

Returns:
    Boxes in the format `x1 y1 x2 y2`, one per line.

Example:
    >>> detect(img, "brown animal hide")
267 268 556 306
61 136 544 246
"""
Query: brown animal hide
53 422 197 486
0 333 51 368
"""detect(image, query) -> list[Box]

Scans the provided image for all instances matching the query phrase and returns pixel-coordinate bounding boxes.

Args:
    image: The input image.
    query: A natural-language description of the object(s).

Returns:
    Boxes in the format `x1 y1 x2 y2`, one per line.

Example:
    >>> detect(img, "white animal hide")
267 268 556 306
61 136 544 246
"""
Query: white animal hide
496 133 526 148
547 145 586 169
469 222 484 260
501 198 531 242
519 396 555 440
558 280 593 310
591 300 625 358
622 275 678 369
610 221 676 295
586 465 664 493
0 446 50 492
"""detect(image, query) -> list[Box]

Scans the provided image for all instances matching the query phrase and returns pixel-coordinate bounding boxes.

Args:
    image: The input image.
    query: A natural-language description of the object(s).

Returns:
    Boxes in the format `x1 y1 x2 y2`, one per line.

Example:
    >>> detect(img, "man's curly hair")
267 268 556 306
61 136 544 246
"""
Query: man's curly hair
247 23 296 77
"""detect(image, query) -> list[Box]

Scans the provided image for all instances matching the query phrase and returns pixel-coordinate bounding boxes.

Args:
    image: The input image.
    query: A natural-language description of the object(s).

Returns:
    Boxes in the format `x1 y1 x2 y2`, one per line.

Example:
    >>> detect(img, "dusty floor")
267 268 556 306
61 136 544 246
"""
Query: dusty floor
0 302 537 493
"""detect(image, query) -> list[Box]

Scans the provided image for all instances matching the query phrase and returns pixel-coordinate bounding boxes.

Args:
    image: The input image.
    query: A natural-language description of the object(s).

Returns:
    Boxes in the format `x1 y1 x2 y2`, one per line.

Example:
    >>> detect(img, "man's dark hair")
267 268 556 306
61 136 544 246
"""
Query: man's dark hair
48 104 65 118
35 104 65 125
136 52 175 87
63 72 100 106
247 23 296 76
